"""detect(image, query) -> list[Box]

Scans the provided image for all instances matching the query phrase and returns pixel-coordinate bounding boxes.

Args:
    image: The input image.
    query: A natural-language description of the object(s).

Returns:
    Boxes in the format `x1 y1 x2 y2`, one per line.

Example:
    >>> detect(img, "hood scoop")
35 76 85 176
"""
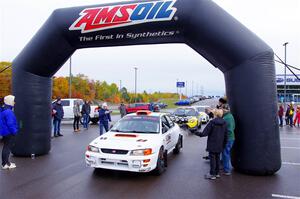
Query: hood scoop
115 134 138 138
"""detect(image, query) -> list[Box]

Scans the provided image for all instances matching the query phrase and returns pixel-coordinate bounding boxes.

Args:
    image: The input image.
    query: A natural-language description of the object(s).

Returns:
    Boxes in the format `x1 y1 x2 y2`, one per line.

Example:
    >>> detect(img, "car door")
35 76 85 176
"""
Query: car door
165 115 178 147
61 99 72 119
161 116 173 151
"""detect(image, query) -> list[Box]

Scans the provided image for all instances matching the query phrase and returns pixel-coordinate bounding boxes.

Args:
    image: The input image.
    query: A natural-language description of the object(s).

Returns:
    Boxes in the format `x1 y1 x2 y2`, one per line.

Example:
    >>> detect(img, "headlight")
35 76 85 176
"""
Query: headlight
131 148 152 156
87 145 100 153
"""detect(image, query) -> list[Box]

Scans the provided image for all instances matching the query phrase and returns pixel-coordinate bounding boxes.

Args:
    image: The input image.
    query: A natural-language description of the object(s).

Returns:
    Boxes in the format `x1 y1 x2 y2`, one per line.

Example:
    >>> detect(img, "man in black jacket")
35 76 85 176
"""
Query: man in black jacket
81 100 91 129
196 109 228 180
52 98 64 137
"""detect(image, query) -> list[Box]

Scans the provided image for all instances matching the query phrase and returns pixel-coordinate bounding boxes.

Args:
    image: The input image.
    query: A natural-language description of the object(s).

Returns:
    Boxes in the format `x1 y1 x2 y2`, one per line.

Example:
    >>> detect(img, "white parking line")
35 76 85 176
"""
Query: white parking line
272 194 300 199
281 147 300 149
282 162 300 166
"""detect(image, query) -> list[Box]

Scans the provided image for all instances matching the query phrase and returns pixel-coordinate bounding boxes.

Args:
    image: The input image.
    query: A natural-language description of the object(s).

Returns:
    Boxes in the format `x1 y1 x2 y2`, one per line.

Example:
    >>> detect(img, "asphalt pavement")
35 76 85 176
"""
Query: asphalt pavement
0 100 300 199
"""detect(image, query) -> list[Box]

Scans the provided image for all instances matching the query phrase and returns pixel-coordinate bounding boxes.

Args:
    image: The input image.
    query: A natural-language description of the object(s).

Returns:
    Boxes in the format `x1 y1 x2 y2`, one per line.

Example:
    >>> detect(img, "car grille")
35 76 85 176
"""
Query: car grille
173 116 189 124
99 158 129 168
101 148 129 155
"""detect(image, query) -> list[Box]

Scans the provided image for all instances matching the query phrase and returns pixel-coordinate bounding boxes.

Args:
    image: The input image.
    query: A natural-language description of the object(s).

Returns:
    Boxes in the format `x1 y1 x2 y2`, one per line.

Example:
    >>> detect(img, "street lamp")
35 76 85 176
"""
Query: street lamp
134 67 138 103
69 56 72 98
283 42 288 109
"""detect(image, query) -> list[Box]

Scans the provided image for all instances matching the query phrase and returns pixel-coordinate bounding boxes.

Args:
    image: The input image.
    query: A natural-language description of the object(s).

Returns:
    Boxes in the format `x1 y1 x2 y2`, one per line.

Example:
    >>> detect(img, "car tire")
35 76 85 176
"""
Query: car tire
173 135 183 154
90 118 99 124
154 148 167 175
197 121 202 129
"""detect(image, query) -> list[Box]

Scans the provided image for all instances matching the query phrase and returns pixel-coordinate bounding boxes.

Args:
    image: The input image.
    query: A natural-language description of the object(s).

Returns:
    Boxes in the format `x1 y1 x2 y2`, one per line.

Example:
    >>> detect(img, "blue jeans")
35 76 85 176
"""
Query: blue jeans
53 119 61 136
279 116 283 126
83 114 89 129
222 140 234 173
100 121 109 136
289 116 293 127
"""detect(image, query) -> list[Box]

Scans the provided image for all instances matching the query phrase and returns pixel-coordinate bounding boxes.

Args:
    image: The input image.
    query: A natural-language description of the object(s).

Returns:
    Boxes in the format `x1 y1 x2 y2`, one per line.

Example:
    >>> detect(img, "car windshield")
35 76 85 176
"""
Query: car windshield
196 107 206 112
174 108 197 116
111 116 160 134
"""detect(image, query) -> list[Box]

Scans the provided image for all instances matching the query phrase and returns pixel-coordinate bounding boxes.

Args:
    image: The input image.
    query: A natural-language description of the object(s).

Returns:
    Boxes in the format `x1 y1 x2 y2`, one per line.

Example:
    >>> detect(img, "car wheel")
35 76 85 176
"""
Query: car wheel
90 118 99 124
173 135 183 154
154 148 167 175
197 121 202 129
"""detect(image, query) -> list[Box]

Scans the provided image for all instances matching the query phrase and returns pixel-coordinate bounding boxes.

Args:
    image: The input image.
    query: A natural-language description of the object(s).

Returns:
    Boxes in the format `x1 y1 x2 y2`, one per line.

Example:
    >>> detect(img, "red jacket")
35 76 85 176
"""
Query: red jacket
278 106 284 117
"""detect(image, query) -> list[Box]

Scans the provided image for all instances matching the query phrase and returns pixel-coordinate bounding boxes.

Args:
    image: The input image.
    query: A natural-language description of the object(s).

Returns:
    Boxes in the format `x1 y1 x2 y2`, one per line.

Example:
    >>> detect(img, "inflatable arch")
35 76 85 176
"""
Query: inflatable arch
12 0 281 175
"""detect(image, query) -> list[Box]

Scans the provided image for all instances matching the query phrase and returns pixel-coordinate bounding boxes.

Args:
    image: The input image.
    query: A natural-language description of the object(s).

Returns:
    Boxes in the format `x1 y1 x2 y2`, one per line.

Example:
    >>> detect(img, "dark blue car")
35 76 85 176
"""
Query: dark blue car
175 99 191 106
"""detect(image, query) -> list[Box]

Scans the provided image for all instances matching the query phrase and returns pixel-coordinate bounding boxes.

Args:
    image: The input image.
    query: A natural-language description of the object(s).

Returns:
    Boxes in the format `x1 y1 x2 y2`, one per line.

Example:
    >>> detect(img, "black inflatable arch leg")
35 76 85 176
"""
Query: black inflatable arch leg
224 52 281 175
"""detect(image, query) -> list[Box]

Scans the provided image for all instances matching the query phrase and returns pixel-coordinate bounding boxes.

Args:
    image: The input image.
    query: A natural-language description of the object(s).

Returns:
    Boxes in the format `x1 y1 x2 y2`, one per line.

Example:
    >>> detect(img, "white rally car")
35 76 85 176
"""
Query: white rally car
85 110 183 175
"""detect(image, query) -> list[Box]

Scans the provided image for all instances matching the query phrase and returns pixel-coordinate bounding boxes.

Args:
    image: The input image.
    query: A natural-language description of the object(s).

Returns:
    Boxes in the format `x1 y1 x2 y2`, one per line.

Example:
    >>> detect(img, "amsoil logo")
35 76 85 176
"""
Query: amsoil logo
69 0 177 33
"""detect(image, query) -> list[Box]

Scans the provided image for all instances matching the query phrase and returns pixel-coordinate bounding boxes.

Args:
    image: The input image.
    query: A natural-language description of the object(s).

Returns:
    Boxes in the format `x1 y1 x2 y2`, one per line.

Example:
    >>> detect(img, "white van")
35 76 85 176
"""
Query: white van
53 98 99 124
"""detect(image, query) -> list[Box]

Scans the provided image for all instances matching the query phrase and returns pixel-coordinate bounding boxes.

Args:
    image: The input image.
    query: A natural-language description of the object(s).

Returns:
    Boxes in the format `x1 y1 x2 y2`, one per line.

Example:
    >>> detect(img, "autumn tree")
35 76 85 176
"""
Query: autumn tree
0 61 12 98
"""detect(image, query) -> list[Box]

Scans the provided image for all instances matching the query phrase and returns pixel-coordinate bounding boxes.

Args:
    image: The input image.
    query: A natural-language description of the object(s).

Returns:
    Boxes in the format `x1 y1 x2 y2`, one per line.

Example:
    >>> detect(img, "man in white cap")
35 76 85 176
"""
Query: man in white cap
98 102 111 135
0 95 18 169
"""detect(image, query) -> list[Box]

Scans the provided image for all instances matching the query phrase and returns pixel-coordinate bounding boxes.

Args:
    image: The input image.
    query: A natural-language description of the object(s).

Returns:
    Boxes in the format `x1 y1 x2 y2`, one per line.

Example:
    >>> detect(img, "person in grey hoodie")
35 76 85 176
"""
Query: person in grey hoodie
73 100 81 132
196 109 228 180
119 102 127 118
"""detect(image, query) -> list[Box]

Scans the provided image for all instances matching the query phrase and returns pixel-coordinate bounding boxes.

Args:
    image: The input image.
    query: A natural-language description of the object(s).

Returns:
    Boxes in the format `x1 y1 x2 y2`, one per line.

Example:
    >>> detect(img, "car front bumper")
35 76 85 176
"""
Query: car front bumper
85 151 158 173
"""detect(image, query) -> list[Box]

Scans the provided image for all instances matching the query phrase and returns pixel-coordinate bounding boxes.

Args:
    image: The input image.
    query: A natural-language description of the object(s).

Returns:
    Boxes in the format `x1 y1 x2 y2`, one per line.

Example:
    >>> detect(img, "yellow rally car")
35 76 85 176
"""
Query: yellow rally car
169 107 202 132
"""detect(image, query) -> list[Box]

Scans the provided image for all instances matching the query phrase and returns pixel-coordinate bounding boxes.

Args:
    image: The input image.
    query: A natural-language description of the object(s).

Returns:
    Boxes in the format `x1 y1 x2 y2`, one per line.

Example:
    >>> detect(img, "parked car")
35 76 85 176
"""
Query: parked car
193 105 210 124
125 103 151 114
175 99 191 106
154 102 168 109
52 98 99 124
170 107 202 132
85 110 183 175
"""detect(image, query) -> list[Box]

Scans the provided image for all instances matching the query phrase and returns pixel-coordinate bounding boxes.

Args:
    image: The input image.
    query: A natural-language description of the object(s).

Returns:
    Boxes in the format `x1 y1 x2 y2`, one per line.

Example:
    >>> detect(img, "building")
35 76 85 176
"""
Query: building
276 74 300 102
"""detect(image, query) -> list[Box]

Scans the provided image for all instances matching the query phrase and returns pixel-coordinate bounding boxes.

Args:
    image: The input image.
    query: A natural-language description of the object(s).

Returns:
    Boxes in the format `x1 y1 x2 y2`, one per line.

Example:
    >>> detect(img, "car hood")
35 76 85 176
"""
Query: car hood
199 112 208 117
89 131 161 150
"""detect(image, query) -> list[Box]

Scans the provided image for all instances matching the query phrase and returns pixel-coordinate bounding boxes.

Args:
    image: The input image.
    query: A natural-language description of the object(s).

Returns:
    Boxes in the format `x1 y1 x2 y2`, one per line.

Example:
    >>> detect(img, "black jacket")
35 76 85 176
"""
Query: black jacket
81 103 91 115
196 118 228 153
53 102 64 120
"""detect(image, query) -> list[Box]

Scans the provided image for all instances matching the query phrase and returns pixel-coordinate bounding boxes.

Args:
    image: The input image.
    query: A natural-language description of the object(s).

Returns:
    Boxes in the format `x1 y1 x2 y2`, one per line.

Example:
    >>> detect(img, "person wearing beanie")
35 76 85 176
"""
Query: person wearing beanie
52 97 64 137
98 102 111 135
0 95 18 169
196 109 228 180
221 104 236 175
217 97 227 109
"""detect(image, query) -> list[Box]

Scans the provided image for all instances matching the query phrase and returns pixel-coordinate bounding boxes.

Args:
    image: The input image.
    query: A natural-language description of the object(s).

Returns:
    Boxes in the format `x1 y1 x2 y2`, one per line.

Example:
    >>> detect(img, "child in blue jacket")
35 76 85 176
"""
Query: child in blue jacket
0 95 18 169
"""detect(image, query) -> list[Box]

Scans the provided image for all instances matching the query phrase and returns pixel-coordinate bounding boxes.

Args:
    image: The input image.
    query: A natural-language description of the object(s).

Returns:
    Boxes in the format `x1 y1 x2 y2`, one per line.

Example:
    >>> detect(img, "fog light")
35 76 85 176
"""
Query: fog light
143 159 151 163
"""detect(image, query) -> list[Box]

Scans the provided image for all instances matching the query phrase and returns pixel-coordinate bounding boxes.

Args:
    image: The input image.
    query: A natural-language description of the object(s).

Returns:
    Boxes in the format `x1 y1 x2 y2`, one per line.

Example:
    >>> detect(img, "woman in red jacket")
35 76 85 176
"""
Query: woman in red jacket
293 105 300 127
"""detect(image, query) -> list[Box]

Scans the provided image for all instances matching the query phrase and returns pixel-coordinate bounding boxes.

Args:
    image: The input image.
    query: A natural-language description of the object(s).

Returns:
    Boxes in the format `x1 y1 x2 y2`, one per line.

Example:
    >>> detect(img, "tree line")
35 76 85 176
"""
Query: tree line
0 61 179 103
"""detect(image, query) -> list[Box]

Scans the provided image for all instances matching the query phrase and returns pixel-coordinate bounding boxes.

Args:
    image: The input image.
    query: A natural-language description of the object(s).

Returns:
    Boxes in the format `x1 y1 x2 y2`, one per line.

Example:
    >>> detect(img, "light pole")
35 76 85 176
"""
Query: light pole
69 56 72 98
134 67 138 103
192 81 194 96
283 42 288 109
176 78 179 96
185 81 188 97
119 80 122 91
